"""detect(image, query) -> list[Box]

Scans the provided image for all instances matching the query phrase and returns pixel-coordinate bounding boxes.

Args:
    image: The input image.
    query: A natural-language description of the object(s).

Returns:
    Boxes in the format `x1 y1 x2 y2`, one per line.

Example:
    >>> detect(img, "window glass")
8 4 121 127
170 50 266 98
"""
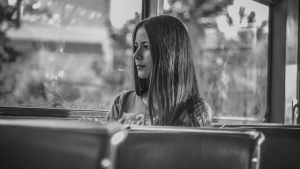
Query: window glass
0 0 142 109
162 0 269 120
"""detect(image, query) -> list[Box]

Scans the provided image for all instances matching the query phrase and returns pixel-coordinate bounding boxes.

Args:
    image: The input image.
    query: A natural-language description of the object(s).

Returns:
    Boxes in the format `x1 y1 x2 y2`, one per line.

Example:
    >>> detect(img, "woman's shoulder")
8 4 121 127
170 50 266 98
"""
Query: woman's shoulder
194 98 213 120
117 90 136 97
197 98 213 125
113 90 137 104
197 98 212 112
180 97 213 127
107 90 137 119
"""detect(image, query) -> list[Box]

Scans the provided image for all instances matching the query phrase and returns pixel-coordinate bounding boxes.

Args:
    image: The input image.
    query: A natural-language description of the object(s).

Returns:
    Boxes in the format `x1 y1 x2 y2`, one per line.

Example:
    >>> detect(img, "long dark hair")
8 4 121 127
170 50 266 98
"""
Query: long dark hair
132 15 210 126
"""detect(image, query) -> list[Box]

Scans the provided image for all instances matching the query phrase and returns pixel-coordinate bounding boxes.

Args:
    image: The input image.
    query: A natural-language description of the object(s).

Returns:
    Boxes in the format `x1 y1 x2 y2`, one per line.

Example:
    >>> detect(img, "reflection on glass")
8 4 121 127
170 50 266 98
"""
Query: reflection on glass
162 0 269 119
1 0 142 109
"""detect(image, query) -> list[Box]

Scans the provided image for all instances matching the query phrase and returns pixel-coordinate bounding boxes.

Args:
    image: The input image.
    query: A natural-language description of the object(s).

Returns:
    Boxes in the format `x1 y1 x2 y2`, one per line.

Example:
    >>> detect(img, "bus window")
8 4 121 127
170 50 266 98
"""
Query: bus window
1 0 141 110
160 0 269 123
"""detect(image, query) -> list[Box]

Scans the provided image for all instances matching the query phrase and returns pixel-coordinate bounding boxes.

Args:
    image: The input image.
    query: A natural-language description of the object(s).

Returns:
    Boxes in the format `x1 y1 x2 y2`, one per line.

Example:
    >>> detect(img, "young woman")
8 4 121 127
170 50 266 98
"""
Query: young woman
106 15 212 127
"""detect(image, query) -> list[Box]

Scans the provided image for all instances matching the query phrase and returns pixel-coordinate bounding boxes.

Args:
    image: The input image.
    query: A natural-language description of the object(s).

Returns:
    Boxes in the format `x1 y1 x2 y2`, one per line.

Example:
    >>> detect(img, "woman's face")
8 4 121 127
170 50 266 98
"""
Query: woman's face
133 27 153 79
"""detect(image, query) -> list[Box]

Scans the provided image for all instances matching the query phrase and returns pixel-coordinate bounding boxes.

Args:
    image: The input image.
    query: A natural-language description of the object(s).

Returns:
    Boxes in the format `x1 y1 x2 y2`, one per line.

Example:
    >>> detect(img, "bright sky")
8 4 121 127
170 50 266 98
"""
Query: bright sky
227 0 269 26
110 0 142 29
217 0 269 36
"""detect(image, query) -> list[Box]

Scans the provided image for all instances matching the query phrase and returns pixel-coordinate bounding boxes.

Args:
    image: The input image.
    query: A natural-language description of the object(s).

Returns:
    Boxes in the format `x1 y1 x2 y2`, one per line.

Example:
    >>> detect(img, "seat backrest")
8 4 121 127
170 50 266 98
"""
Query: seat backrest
0 119 122 169
117 126 264 169
239 127 300 169
215 123 300 129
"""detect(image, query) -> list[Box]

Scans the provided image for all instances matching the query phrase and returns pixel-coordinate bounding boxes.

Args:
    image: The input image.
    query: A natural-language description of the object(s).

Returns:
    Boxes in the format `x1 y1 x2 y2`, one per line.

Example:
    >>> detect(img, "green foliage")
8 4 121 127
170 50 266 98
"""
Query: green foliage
0 0 22 66
165 0 268 118
166 0 233 20
0 0 23 96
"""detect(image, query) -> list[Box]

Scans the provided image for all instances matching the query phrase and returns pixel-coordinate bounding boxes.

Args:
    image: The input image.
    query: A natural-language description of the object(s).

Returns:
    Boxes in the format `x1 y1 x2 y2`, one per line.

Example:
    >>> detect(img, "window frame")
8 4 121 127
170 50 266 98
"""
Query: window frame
268 0 299 123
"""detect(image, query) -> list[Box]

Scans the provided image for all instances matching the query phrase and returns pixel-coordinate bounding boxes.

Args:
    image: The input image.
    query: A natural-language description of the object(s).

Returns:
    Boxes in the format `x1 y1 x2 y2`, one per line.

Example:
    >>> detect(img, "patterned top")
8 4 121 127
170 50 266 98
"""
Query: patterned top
106 90 212 127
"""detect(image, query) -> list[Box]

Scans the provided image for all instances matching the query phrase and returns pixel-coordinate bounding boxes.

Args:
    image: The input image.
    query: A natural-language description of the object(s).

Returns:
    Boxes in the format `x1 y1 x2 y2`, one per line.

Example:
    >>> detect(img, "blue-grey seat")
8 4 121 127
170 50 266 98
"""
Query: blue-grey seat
227 125 300 169
116 126 264 169
0 119 122 169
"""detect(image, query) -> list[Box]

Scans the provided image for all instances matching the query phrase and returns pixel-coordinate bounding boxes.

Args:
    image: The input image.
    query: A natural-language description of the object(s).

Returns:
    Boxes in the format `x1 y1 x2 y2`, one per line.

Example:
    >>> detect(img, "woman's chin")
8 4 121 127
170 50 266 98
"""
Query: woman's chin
138 73 150 79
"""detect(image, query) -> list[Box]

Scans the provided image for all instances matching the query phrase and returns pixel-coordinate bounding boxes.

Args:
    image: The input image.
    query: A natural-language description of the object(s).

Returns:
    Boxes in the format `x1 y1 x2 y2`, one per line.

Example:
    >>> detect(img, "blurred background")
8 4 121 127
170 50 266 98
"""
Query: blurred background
0 0 277 122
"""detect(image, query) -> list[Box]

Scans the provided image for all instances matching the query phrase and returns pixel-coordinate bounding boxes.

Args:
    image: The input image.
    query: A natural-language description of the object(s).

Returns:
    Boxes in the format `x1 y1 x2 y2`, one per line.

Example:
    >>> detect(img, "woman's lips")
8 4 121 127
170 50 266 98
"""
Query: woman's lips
136 65 145 69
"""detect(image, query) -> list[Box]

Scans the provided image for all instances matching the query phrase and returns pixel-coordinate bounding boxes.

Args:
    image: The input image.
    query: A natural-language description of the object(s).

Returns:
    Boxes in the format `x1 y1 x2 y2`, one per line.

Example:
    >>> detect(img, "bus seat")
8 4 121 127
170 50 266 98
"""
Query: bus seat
0 119 124 169
116 126 264 169
217 124 300 169
238 126 300 169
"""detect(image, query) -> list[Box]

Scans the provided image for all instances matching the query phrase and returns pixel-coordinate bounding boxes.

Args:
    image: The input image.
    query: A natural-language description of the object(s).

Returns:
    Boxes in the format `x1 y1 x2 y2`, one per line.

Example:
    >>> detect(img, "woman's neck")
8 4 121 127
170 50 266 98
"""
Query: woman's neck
141 90 149 106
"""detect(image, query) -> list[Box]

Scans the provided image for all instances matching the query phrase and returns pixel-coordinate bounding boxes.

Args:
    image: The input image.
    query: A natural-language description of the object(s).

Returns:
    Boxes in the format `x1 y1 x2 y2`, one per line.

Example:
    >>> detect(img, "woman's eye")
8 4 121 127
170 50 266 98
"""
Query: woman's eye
144 45 150 49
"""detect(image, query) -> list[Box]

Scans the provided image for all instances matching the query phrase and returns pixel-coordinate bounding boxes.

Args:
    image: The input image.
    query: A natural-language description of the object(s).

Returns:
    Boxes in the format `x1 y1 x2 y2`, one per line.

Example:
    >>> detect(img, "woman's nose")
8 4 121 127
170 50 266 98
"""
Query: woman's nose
133 48 143 60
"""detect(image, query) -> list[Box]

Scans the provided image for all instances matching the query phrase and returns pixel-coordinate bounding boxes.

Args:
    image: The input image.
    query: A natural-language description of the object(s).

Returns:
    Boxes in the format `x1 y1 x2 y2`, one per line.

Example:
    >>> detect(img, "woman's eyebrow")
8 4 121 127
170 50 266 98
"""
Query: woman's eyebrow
141 41 149 44
134 41 149 44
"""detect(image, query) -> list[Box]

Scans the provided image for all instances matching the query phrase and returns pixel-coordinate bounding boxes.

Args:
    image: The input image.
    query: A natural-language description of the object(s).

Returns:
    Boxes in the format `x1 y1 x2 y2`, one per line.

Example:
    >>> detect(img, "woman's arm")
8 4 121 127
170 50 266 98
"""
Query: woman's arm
105 94 122 122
